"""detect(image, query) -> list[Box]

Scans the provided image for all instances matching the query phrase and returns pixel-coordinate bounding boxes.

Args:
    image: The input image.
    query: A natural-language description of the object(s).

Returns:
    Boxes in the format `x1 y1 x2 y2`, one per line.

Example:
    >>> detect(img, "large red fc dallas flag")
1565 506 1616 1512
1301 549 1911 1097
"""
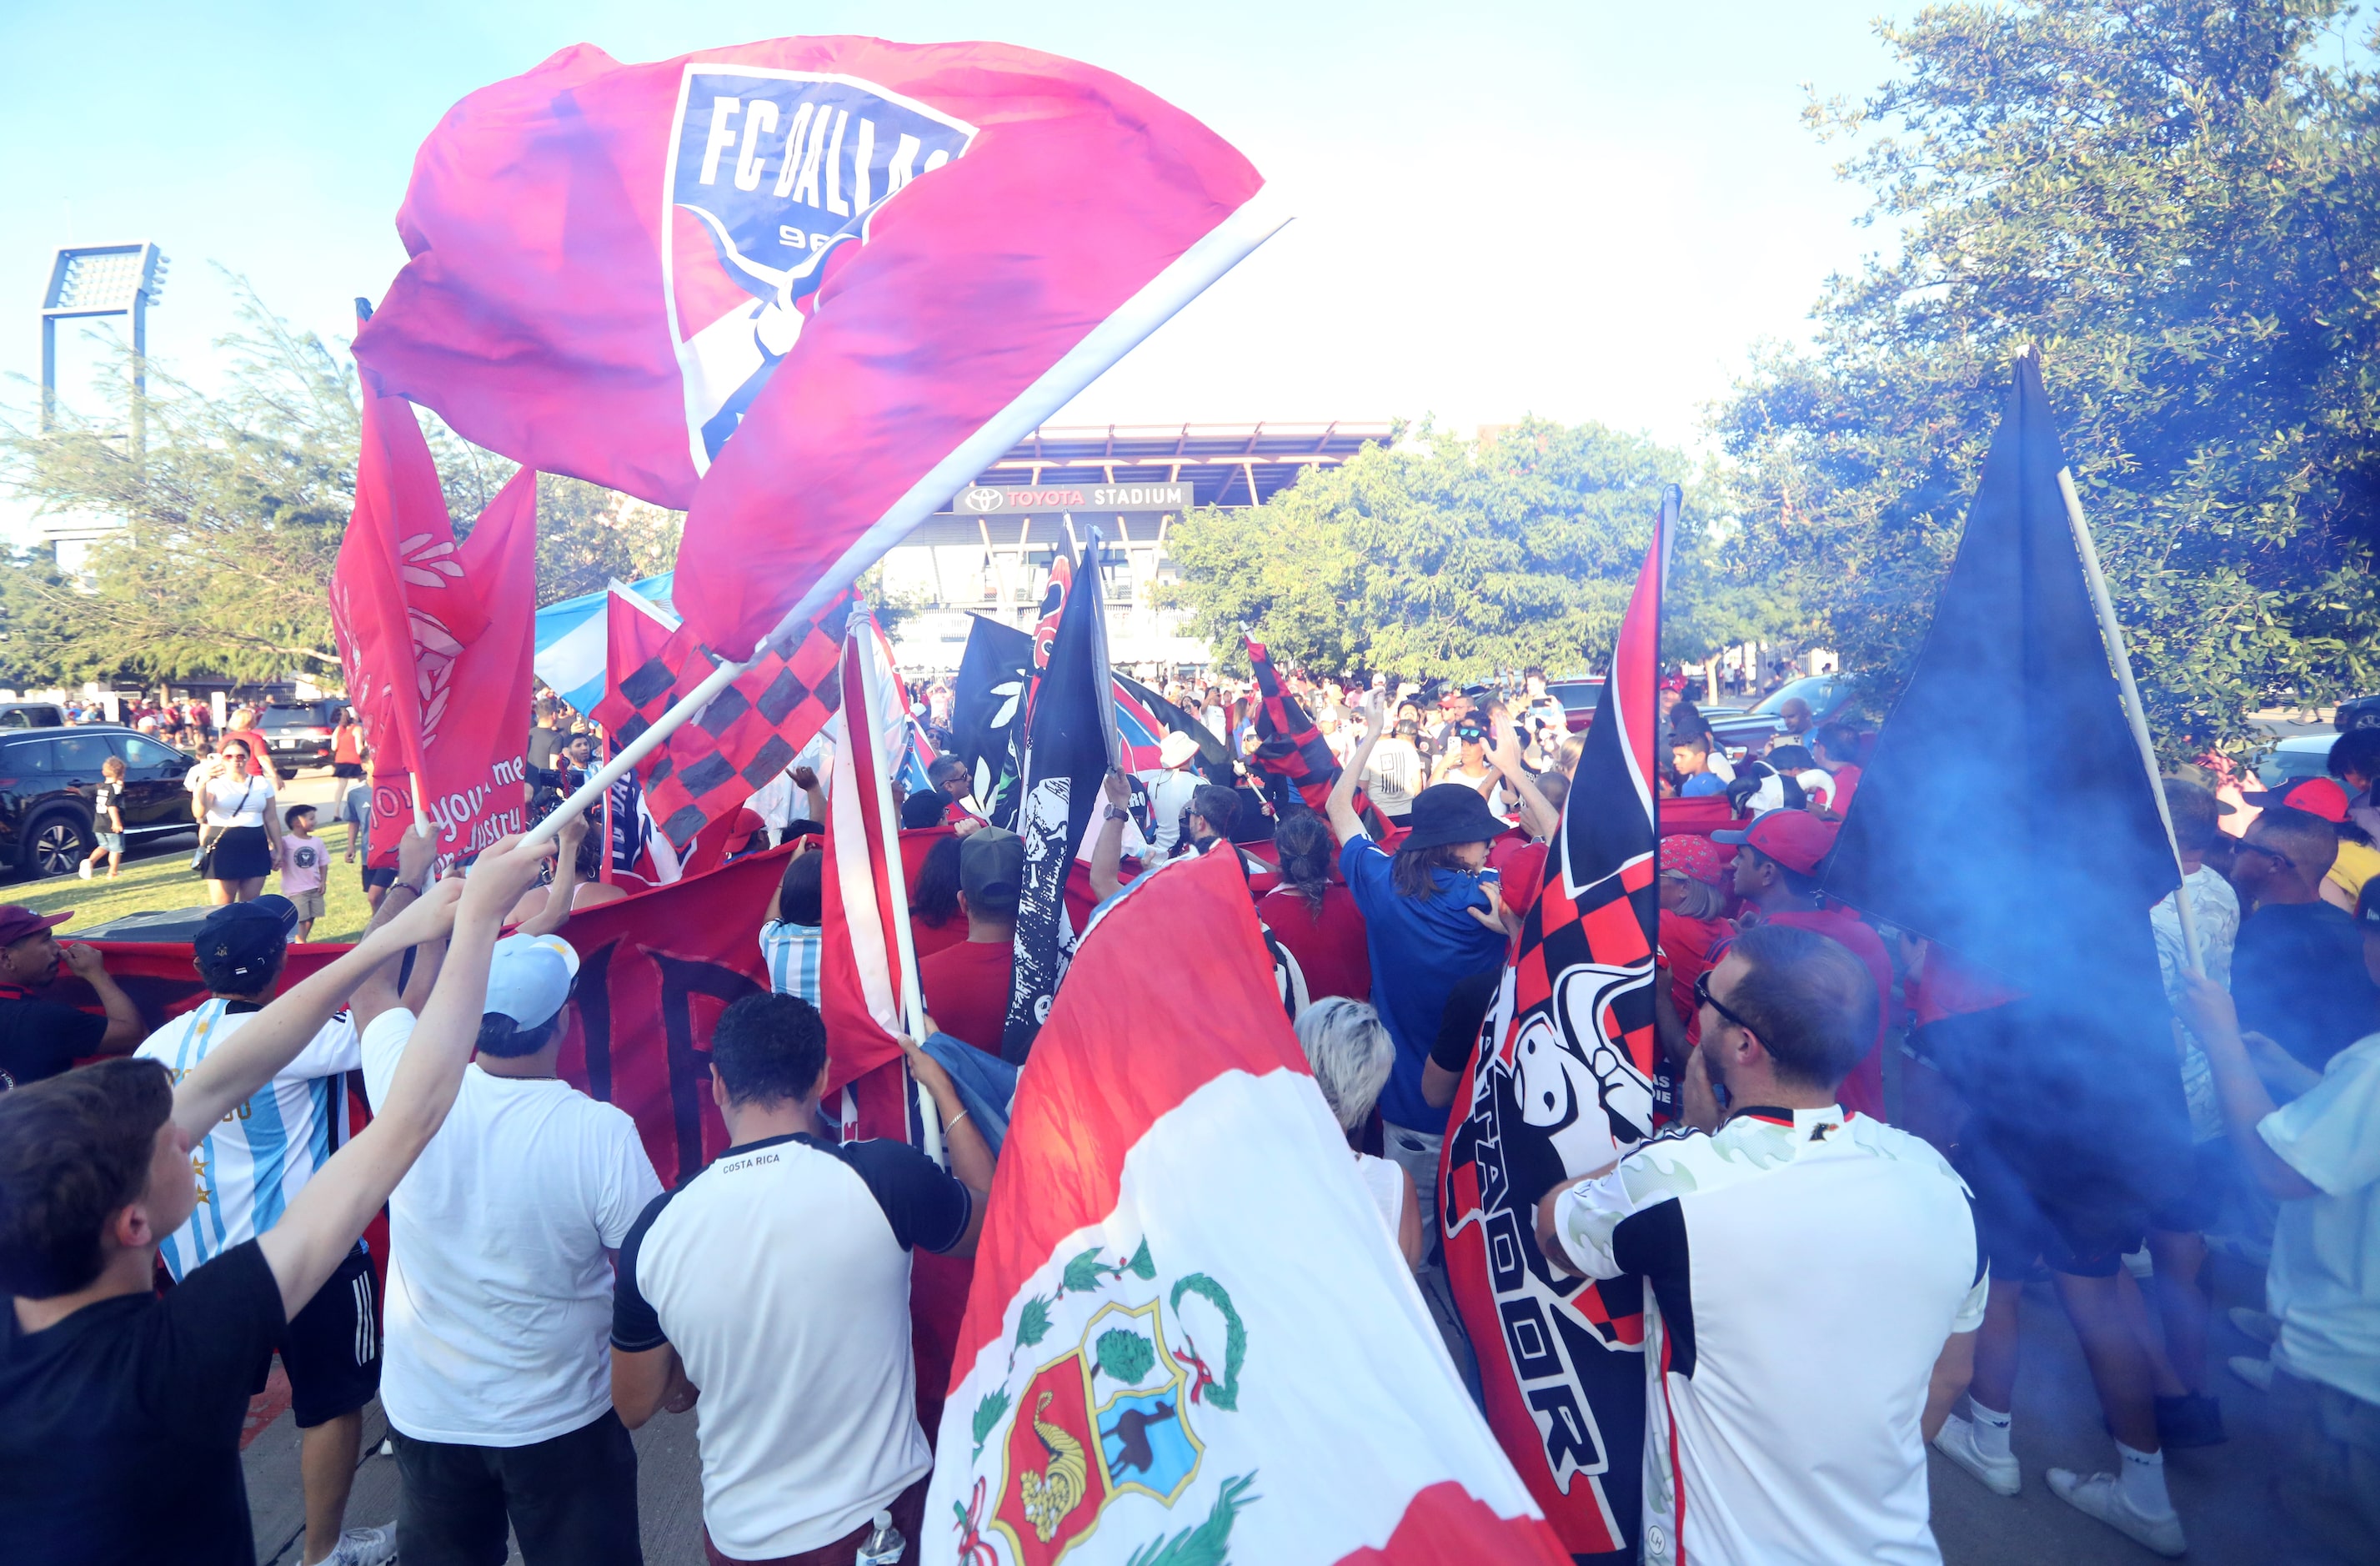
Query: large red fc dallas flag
1440 498 1672 1560
929 848 1565 1565
328 378 539 875
354 36 1275 661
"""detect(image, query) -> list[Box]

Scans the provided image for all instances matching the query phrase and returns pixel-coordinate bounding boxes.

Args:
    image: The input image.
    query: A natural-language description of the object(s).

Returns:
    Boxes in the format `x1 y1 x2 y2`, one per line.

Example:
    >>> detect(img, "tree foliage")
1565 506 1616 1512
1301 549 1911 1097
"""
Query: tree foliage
0 279 680 687
1716 0 2380 757
1162 419 1744 683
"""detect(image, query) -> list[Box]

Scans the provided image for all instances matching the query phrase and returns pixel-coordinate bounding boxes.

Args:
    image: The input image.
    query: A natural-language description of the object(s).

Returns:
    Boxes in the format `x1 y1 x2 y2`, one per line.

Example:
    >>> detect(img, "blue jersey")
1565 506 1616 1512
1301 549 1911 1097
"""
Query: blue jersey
136 1000 360 1281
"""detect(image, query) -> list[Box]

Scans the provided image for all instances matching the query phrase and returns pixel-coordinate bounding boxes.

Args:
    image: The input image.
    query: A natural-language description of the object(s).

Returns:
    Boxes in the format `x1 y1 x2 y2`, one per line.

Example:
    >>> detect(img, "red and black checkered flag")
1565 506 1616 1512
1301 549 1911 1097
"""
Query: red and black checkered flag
1438 486 1673 1558
1244 633 1344 812
594 595 853 851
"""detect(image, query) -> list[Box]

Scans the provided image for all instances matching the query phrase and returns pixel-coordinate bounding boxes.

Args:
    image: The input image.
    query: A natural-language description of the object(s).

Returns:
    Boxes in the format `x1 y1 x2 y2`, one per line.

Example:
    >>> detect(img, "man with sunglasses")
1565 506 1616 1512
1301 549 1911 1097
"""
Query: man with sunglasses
1536 923 1986 1566
2230 806 2380 1073
355 927 663 1563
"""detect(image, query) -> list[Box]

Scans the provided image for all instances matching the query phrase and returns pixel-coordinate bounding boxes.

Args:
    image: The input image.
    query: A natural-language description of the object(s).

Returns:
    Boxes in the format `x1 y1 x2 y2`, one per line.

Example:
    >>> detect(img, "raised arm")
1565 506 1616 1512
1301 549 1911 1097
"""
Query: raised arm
348 824 442 1035
1328 688 1386 845
60 942 143 1054
254 834 555 1318
173 879 463 1140
2176 974 2321 1202
1491 715 1561 841
518 811 591 937
1089 769 1133 901
897 1033 994 1257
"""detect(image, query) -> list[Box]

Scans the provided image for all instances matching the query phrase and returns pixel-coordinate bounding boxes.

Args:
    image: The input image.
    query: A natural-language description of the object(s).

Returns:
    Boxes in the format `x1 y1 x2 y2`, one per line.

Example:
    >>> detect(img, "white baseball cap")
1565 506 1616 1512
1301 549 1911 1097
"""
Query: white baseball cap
484 933 581 1030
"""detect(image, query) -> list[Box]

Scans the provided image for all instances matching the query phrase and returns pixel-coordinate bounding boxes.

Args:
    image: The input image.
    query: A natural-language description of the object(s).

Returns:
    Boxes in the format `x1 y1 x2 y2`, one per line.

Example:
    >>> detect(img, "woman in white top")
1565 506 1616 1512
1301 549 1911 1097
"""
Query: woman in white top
1294 996 1425 1269
192 744 282 904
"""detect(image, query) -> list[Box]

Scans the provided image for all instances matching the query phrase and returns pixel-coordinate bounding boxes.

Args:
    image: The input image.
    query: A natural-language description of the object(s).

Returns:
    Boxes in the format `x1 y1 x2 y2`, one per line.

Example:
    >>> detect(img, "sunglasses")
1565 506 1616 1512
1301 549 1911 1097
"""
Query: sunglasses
1694 969 1757 1037
2237 841 2296 872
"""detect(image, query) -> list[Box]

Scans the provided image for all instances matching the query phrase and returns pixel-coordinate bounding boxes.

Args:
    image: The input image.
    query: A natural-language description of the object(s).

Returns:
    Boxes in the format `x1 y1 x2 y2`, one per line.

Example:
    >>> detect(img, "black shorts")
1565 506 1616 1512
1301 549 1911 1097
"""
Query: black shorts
1957 1117 2147 1280
361 864 398 891
254 1243 381 1428
332 762 364 779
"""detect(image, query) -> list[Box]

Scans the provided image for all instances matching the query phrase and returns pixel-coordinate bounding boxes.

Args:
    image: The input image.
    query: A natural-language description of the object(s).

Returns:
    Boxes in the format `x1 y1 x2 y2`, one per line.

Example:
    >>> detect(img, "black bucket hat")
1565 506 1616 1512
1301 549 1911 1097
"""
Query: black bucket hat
1400 783 1506 850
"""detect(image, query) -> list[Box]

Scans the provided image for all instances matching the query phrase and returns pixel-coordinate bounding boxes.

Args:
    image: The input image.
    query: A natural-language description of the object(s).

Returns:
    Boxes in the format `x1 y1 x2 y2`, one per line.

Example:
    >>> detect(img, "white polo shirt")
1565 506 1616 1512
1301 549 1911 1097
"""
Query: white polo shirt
612 1132 970 1558
1551 1104 1987 1566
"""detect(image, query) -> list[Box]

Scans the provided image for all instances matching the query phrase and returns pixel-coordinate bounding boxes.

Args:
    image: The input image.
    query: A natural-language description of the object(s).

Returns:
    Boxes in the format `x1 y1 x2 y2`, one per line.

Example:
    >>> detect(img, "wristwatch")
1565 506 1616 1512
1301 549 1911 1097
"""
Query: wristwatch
1103 804 1130 823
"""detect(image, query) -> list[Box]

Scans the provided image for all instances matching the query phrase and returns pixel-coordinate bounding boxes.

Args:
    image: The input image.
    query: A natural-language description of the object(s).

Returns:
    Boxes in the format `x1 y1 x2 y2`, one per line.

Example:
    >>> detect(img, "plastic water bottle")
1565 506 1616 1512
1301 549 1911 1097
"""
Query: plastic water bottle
855 1510 905 1565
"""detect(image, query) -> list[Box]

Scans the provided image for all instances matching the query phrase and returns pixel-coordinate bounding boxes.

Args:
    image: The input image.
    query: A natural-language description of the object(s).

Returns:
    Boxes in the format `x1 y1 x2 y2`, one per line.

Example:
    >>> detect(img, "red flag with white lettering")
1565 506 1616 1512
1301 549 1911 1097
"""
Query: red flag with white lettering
329 381 537 874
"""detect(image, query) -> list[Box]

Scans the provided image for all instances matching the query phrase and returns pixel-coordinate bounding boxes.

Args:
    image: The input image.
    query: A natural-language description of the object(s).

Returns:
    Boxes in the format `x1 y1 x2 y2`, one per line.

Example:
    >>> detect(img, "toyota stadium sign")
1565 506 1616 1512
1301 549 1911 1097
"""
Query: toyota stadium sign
946 481 1192 514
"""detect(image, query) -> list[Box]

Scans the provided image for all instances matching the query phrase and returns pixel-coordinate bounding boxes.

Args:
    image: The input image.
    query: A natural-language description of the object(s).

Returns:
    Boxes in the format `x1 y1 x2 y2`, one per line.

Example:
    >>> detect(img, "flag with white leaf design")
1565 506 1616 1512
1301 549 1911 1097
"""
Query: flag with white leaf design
328 370 538 872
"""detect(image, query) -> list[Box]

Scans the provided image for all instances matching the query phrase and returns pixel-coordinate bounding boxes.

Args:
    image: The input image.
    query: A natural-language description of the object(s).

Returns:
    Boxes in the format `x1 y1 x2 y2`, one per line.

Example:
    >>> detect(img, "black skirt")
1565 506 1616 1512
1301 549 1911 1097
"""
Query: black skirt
207 825 272 881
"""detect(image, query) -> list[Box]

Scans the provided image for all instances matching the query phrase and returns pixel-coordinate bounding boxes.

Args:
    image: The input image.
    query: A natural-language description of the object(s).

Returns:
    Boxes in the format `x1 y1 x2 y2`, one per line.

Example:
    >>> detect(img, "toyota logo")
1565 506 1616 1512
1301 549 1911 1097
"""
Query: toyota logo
959 486 1007 513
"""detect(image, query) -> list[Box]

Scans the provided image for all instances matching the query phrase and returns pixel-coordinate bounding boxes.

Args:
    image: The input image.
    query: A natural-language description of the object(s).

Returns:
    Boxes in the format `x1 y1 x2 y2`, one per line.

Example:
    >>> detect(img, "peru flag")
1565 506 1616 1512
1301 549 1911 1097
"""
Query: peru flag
355 37 1276 661
1440 488 1675 1560
328 379 539 876
929 847 1565 1566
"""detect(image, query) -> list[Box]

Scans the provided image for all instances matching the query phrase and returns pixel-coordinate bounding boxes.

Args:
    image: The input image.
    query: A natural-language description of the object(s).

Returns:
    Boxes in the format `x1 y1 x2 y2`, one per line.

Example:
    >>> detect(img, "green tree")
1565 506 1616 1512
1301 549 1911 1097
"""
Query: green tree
1162 419 1725 683
0 280 687 680
1716 0 2380 758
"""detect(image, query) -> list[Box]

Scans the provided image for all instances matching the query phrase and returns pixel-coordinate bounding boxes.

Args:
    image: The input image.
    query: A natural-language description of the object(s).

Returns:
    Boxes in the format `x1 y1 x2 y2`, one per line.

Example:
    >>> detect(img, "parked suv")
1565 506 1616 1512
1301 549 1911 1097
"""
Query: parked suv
259 700 344 773
0 703 67 730
0 725 197 878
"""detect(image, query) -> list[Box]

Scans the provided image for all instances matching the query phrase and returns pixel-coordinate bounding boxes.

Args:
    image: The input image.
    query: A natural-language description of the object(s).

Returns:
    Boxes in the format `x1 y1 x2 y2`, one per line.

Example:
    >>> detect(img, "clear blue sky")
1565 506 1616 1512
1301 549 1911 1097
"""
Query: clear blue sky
1 1 1908 463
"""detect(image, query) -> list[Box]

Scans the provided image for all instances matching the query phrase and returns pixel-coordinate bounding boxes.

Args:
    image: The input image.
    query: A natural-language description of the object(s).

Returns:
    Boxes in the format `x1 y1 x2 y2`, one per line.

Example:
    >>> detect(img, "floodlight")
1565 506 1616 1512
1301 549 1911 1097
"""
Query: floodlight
38 242 168 439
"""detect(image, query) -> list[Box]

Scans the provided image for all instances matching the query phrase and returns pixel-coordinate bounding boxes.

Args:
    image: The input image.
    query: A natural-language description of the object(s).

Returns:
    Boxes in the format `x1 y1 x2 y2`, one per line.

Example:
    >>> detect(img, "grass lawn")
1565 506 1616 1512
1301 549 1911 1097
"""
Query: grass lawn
12 779 376 944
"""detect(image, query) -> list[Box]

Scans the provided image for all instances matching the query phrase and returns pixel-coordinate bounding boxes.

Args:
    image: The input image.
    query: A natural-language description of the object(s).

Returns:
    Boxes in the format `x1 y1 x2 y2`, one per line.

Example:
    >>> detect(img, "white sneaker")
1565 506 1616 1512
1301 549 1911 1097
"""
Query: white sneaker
322 1523 397 1566
78 861 92 880
2229 1353 2274 1392
2227 1306 2278 1346
2047 1468 2186 1558
1932 1413 2020 1496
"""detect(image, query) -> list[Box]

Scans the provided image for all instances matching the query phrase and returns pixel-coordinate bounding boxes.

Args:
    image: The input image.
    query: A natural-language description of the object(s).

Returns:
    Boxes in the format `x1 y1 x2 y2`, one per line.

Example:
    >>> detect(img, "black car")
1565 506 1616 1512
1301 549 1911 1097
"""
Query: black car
0 725 198 878
2337 695 2380 732
260 700 344 772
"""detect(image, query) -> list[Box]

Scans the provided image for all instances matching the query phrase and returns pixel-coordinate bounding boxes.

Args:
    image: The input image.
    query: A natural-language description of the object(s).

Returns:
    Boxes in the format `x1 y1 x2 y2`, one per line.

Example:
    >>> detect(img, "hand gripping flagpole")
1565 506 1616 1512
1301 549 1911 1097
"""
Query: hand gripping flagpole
2040 356 2202 976
517 192 1293 855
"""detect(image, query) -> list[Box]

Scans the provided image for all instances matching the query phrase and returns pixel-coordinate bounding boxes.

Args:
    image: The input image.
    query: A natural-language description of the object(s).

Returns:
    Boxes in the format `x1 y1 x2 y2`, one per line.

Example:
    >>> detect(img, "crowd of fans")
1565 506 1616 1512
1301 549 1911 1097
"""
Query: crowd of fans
1 667 2375 1566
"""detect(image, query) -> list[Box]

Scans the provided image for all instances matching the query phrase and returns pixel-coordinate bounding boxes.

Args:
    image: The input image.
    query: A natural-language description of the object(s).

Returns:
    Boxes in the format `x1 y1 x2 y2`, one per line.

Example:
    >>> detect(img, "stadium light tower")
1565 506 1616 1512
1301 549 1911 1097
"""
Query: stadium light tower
40 242 169 456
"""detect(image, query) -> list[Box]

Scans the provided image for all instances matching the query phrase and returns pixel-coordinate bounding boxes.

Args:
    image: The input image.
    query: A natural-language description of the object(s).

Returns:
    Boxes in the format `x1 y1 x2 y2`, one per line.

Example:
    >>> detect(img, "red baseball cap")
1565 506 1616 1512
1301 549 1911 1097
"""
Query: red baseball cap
0 906 72 947
2249 777 2351 823
1711 810 1839 876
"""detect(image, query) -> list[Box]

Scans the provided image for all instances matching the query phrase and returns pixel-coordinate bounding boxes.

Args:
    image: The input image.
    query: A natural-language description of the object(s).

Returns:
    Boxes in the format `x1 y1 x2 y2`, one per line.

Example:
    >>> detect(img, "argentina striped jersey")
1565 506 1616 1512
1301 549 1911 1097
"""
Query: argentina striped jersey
135 999 362 1281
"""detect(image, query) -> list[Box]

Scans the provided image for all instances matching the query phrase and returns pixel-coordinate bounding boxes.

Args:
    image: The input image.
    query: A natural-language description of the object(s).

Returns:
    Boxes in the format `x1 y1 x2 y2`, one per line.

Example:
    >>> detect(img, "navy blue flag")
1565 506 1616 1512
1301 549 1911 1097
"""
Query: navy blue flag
1821 351 2191 1235
1000 532 1119 1062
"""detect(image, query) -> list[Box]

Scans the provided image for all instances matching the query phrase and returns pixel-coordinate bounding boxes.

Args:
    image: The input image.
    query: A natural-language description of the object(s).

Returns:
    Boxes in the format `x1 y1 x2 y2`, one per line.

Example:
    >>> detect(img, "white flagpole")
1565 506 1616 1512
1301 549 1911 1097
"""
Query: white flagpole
2055 462 2203 977
854 610 941 1163
517 195 1290 853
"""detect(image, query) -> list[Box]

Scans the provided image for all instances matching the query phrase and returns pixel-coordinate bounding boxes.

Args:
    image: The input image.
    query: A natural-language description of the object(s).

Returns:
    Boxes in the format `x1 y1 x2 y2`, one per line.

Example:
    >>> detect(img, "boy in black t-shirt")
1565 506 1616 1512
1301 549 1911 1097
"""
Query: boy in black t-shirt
79 755 128 881
0 832 549 1566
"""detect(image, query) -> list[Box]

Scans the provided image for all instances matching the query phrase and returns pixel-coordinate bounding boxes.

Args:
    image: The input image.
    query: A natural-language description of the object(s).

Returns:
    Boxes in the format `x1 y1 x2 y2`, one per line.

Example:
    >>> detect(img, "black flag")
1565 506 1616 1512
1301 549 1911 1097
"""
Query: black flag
950 613 1033 827
1000 532 1119 1062
1821 351 2190 1234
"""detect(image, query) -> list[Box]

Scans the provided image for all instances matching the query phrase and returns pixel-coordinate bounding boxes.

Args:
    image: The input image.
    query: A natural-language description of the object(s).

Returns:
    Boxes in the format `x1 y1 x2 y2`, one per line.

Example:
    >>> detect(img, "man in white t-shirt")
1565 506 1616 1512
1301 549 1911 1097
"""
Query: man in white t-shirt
610 991 994 1563
2176 897 2380 1559
1538 924 1987 1566
135 894 394 1566
1135 730 1205 856
355 929 660 1566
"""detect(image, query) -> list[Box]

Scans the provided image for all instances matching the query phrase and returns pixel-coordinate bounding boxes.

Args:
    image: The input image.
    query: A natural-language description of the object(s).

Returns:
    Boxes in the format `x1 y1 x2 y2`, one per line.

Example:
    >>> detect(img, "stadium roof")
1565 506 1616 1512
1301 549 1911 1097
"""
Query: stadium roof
968 421 1395 508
